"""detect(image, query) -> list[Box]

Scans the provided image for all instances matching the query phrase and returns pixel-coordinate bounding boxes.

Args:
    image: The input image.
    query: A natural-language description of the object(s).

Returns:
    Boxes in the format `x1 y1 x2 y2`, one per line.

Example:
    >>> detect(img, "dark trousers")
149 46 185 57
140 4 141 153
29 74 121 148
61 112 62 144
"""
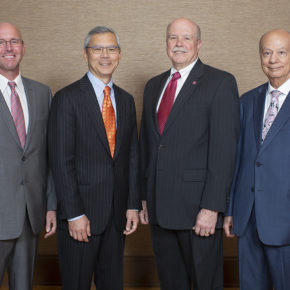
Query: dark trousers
150 225 223 290
58 219 125 290
238 210 290 290
0 216 38 290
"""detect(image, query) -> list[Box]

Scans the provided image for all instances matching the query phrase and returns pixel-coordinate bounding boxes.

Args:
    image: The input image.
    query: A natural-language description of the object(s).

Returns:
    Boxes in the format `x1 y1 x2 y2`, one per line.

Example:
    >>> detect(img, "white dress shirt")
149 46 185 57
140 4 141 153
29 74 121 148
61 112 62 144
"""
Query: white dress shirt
0 73 29 132
263 78 290 122
156 58 199 111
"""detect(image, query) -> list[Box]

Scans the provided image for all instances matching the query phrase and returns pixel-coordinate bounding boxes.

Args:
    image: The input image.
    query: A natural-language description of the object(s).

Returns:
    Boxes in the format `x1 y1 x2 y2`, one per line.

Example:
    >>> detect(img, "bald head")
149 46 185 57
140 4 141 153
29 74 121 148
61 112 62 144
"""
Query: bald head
167 18 201 41
0 22 25 80
0 22 22 39
259 29 290 88
259 29 290 52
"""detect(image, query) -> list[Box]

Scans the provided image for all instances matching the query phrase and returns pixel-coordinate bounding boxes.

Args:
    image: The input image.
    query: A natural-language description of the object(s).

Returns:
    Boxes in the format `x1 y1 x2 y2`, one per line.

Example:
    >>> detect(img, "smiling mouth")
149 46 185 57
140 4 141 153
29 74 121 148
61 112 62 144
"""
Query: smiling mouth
99 63 111 66
268 67 282 71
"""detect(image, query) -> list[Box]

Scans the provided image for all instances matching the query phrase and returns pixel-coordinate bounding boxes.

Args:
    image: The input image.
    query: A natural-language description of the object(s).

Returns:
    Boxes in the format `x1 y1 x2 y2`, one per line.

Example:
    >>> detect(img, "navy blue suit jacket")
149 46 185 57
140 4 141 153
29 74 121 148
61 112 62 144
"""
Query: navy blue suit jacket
228 82 290 246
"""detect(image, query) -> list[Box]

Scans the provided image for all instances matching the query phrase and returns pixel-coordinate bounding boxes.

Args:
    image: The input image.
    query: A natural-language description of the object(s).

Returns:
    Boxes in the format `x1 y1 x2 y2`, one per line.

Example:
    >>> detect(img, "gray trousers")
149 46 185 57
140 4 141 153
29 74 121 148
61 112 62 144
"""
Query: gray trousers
0 216 38 290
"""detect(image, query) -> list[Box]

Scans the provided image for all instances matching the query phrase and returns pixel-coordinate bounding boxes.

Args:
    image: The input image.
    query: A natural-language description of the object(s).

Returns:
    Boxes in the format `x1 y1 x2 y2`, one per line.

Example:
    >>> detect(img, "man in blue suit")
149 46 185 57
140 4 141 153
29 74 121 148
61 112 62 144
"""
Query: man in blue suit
224 29 290 290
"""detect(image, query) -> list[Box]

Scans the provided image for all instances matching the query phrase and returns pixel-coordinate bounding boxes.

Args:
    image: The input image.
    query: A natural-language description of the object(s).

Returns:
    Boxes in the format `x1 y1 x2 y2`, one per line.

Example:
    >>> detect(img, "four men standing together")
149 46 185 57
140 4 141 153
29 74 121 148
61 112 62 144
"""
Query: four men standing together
0 17 289 290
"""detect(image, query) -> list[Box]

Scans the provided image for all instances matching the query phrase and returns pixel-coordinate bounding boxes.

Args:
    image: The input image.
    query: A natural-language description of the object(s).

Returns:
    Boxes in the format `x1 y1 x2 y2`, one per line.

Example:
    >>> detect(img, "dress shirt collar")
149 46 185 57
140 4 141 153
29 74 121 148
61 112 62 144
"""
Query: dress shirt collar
0 73 25 95
87 71 113 95
267 78 290 96
169 57 199 78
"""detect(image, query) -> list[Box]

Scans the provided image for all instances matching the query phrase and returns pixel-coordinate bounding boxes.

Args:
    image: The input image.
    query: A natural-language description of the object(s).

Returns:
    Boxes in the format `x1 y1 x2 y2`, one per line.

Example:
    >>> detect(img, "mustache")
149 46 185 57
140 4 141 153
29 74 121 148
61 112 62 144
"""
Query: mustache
172 47 188 53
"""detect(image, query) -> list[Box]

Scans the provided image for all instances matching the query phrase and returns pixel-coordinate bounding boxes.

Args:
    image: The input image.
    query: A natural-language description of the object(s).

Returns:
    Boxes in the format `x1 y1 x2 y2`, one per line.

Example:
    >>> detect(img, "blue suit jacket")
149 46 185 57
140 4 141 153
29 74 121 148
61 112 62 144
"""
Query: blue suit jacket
228 82 290 246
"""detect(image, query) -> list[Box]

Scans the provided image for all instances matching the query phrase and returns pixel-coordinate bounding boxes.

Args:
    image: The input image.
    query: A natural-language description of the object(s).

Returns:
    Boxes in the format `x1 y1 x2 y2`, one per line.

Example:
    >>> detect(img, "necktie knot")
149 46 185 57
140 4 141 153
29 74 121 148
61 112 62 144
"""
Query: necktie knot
172 72 181 81
271 90 282 100
8 81 16 90
104 86 111 97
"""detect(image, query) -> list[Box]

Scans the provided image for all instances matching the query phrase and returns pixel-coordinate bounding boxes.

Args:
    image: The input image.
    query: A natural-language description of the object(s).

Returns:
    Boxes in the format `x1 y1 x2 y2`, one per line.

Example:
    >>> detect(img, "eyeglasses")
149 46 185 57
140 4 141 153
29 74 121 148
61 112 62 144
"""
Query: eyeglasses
0 39 23 47
86 46 120 55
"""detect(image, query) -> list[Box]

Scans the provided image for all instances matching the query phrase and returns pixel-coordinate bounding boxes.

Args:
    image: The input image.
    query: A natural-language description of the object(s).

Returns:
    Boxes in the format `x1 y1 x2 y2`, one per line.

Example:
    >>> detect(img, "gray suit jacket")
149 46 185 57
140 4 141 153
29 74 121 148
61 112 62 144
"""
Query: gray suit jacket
0 76 56 240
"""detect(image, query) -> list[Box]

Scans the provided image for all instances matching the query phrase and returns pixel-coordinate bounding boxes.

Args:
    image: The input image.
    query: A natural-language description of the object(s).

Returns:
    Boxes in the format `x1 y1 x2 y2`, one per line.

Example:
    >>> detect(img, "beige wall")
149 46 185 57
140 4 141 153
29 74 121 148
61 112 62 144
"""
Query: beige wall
1 0 289 286
1 0 289 124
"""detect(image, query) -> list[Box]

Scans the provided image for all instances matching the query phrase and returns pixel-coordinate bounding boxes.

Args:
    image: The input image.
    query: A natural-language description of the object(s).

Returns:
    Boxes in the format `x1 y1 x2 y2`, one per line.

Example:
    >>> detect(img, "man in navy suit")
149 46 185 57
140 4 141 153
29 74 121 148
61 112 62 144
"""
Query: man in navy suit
224 29 290 290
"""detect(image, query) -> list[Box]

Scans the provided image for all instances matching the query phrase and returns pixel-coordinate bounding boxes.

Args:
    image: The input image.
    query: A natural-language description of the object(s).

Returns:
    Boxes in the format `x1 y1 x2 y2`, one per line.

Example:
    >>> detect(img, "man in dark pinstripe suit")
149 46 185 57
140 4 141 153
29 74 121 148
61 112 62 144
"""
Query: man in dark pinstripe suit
48 26 140 290
139 18 240 290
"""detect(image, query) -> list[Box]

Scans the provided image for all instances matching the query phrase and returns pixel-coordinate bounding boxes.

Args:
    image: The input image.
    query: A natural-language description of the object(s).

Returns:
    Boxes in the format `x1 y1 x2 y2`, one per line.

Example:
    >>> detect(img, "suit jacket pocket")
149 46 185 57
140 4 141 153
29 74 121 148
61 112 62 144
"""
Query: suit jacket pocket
183 169 207 182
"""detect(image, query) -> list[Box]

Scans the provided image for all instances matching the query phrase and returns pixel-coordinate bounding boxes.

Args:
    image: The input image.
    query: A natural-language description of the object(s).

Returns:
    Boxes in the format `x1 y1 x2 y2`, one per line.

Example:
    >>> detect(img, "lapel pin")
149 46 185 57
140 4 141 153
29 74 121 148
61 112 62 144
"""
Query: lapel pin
193 81 197 85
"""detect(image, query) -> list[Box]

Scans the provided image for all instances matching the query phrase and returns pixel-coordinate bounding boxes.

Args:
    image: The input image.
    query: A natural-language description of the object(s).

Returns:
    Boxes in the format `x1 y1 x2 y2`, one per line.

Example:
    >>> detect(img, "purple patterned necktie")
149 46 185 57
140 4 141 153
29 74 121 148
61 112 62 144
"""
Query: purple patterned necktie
157 71 181 135
261 90 282 142
8 82 26 148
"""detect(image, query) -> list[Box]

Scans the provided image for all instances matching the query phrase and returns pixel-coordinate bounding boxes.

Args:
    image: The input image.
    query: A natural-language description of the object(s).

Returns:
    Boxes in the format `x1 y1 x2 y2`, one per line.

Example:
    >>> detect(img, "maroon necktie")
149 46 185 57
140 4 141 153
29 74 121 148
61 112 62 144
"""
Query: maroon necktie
8 82 26 148
157 72 181 134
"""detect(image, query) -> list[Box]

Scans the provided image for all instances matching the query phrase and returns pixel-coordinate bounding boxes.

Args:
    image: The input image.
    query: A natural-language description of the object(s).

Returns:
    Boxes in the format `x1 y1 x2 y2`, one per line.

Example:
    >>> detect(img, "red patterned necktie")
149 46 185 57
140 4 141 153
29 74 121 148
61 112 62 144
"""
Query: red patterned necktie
102 86 116 157
157 72 181 134
8 82 26 148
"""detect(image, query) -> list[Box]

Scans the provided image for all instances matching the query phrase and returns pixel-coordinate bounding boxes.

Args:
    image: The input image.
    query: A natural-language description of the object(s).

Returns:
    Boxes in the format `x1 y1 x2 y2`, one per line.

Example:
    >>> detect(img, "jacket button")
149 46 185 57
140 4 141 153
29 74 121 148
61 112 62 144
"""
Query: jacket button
256 162 262 167
22 156 26 161
251 187 254 192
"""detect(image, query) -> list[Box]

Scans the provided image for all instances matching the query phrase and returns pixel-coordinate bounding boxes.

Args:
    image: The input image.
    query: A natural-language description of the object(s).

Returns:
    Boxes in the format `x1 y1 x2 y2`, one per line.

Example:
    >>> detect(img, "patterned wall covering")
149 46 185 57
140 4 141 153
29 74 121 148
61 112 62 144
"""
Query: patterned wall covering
1 0 289 286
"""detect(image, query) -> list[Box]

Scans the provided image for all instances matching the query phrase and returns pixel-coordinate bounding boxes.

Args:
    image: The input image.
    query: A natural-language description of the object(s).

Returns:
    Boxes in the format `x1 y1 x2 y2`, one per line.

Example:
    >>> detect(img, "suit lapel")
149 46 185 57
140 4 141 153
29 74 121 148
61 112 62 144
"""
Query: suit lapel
260 90 290 151
114 85 125 159
80 75 111 156
162 59 203 135
0 90 22 148
22 77 36 152
253 84 267 151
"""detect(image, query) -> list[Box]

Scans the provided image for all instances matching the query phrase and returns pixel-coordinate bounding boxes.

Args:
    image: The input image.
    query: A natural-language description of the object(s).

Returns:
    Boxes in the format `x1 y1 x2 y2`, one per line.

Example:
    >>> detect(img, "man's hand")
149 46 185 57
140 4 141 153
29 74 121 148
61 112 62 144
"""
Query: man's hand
44 210 57 239
123 209 139 235
68 215 91 242
139 200 149 224
193 208 218 237
223 216 235 238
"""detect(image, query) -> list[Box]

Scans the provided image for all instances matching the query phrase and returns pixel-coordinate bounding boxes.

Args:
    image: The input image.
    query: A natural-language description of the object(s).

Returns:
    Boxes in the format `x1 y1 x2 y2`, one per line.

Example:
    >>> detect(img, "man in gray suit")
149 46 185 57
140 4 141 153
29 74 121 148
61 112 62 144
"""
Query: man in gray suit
0 22 57 290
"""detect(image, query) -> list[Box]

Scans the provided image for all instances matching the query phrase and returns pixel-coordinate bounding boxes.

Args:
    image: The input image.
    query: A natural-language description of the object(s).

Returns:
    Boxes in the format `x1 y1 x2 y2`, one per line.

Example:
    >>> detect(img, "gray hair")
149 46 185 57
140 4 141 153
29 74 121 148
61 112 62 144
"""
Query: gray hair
166 20 201 41
84 26 120 51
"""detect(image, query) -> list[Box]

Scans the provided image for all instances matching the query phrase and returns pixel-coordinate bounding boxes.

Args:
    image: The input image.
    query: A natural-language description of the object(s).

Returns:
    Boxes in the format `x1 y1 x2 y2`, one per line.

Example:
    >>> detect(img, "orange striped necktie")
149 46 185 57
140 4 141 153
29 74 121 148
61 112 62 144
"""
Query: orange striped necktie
102 86 116 157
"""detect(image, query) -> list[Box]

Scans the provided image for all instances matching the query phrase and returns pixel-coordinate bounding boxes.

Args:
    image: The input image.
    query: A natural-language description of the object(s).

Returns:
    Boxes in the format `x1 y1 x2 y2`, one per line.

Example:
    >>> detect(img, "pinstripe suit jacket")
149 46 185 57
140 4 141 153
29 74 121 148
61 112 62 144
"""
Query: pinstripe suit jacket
48 74 139 234
139 59 240 229
0 76 56 240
